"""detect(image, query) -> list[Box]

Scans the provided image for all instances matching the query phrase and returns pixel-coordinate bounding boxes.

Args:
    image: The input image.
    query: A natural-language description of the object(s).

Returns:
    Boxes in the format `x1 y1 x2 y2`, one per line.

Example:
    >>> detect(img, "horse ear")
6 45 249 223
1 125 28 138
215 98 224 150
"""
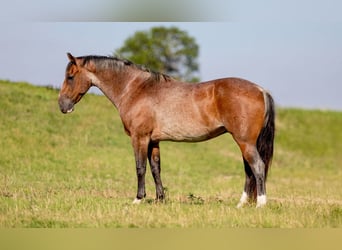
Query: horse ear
67 53 76 64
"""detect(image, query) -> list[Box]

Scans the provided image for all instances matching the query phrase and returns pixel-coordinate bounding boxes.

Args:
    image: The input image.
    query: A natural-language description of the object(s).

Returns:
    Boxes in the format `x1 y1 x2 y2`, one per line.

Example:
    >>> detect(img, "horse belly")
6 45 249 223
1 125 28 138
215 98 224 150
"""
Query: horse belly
153 117 226 142
150 83 225 142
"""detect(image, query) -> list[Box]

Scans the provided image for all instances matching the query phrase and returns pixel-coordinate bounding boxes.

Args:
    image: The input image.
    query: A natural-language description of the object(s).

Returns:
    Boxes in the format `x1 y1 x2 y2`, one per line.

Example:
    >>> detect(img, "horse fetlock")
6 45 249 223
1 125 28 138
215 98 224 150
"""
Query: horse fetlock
237 191 248 208
256 194 267 208
156 192 165 201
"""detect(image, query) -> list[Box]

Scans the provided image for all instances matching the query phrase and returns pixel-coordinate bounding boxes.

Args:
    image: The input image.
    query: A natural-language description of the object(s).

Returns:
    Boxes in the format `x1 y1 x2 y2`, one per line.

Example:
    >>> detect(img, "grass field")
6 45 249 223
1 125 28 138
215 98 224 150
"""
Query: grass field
0 80 341 228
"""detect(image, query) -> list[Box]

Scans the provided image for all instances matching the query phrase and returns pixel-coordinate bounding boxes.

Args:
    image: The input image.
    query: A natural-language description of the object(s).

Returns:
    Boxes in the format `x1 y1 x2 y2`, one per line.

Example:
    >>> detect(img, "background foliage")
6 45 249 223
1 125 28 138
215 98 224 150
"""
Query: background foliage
115 26 200 82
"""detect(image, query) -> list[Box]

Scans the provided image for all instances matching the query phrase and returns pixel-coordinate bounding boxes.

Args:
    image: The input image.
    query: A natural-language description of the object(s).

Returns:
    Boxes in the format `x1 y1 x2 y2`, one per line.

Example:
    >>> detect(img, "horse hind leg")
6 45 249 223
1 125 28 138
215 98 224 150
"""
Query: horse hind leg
237 142 267 208
237 158 257 208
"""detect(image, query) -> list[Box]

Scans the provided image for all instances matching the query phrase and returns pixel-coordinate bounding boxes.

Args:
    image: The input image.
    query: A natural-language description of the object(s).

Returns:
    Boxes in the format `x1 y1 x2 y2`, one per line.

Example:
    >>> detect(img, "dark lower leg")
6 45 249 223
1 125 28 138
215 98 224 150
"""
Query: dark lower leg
132 137 149 202
136 161 146 200
238 143 267 207
245 154 266 207
148 143 164 200
243 158 257 202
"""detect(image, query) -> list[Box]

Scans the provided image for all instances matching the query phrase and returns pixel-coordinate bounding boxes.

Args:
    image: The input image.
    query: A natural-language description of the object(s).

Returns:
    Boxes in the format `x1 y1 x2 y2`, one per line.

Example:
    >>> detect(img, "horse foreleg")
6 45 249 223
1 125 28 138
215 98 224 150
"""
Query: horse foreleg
148 142 164 201
131 136 149 204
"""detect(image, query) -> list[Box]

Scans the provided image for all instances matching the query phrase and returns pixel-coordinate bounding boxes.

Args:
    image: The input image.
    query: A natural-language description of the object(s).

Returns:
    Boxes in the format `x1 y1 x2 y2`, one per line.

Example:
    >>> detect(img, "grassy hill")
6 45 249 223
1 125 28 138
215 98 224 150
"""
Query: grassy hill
0 80 341 228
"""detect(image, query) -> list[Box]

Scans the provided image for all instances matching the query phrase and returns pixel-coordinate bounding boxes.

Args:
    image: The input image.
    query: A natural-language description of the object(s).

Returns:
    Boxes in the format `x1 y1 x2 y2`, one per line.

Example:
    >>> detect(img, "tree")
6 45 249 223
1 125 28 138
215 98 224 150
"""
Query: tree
115 26 200 82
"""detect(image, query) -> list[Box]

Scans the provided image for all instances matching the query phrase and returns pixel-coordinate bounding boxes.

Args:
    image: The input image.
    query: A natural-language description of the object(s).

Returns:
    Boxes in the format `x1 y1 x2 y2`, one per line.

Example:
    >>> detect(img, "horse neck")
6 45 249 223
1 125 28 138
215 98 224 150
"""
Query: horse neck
91 67 150 110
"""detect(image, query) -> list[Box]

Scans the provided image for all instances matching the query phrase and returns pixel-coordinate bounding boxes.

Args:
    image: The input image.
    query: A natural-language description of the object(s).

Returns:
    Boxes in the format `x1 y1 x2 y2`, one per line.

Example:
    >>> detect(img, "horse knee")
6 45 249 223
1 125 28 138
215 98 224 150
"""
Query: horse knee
136 164 146 176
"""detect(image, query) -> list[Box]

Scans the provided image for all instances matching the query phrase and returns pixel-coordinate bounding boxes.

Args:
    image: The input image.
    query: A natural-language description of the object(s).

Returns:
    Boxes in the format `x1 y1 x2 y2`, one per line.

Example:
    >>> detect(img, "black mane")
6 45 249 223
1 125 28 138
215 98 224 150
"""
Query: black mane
79 55 171 82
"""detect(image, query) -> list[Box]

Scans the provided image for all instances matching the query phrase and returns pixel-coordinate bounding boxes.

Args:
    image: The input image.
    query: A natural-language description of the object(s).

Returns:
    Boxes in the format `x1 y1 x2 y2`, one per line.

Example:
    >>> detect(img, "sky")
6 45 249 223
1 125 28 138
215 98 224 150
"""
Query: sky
1 1 342 110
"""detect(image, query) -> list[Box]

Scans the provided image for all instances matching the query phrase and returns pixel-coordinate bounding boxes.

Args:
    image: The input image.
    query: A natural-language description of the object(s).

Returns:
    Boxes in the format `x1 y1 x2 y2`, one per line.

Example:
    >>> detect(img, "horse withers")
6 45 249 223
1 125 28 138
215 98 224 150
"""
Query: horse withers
58 53 275 208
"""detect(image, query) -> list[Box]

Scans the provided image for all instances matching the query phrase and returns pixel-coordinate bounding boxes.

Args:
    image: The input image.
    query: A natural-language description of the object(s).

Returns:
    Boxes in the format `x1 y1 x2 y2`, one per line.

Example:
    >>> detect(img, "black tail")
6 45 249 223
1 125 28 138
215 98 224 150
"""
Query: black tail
257 91 275 180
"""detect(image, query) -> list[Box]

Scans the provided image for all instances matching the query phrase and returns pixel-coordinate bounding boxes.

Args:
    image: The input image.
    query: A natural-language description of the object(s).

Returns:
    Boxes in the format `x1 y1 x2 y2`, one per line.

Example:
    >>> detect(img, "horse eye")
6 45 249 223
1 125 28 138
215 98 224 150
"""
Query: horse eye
67 75 74 81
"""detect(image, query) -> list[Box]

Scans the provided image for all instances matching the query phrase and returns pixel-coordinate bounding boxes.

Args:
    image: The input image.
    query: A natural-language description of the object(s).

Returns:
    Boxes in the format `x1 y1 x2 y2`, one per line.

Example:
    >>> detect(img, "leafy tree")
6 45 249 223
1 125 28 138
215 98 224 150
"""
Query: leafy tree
115 26 200 82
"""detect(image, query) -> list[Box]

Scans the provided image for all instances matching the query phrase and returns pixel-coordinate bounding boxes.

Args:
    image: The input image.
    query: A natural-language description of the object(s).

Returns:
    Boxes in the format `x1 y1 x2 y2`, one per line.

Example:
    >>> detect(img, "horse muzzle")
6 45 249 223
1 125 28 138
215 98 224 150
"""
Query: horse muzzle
58 96 75 114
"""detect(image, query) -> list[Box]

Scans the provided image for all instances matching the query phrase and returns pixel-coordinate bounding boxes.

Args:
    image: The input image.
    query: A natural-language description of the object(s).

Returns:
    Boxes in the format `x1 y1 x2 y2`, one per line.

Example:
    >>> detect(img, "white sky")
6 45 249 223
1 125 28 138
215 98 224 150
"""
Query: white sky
1 1 342 110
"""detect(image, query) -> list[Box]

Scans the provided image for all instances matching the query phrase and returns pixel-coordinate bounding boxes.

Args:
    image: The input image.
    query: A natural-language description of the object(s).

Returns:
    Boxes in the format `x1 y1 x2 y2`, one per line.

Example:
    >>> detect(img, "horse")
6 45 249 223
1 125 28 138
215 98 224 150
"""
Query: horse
58 53 275 208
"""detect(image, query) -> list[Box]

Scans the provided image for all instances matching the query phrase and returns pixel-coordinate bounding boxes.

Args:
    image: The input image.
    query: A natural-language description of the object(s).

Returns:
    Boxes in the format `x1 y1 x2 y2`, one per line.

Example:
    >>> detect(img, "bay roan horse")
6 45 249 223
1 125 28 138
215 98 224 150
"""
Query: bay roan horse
58 53 275 208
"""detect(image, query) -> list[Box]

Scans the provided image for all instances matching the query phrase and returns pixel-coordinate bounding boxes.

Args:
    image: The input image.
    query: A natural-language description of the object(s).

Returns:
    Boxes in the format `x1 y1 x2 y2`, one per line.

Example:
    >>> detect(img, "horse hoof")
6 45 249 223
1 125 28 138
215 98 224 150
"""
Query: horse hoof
132 198 143 204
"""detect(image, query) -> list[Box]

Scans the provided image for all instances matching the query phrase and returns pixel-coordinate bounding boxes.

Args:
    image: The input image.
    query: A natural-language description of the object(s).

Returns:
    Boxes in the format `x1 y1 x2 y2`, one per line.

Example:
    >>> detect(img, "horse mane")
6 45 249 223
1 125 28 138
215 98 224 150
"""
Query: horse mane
79 55 172 83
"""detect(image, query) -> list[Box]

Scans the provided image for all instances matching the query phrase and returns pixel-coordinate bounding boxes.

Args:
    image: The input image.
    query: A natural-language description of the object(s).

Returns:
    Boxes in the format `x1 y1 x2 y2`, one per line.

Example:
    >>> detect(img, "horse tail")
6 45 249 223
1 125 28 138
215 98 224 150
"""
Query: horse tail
257 91 275 181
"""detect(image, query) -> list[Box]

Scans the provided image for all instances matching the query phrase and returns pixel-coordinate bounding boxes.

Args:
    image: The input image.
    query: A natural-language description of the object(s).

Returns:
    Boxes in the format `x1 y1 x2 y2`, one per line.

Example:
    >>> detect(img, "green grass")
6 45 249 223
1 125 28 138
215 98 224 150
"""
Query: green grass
0 80 341 228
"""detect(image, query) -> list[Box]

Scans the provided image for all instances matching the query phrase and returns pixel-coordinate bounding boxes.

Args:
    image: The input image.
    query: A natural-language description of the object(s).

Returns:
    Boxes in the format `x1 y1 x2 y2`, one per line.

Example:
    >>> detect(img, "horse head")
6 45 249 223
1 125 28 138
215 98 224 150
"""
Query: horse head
58 53 95 114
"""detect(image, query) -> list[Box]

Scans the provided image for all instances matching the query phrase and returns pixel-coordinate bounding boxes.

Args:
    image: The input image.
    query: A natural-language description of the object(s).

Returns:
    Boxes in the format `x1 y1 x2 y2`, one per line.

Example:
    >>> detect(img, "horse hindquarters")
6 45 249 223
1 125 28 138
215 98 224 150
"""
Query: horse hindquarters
238 91 275 208
215 79 275 207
